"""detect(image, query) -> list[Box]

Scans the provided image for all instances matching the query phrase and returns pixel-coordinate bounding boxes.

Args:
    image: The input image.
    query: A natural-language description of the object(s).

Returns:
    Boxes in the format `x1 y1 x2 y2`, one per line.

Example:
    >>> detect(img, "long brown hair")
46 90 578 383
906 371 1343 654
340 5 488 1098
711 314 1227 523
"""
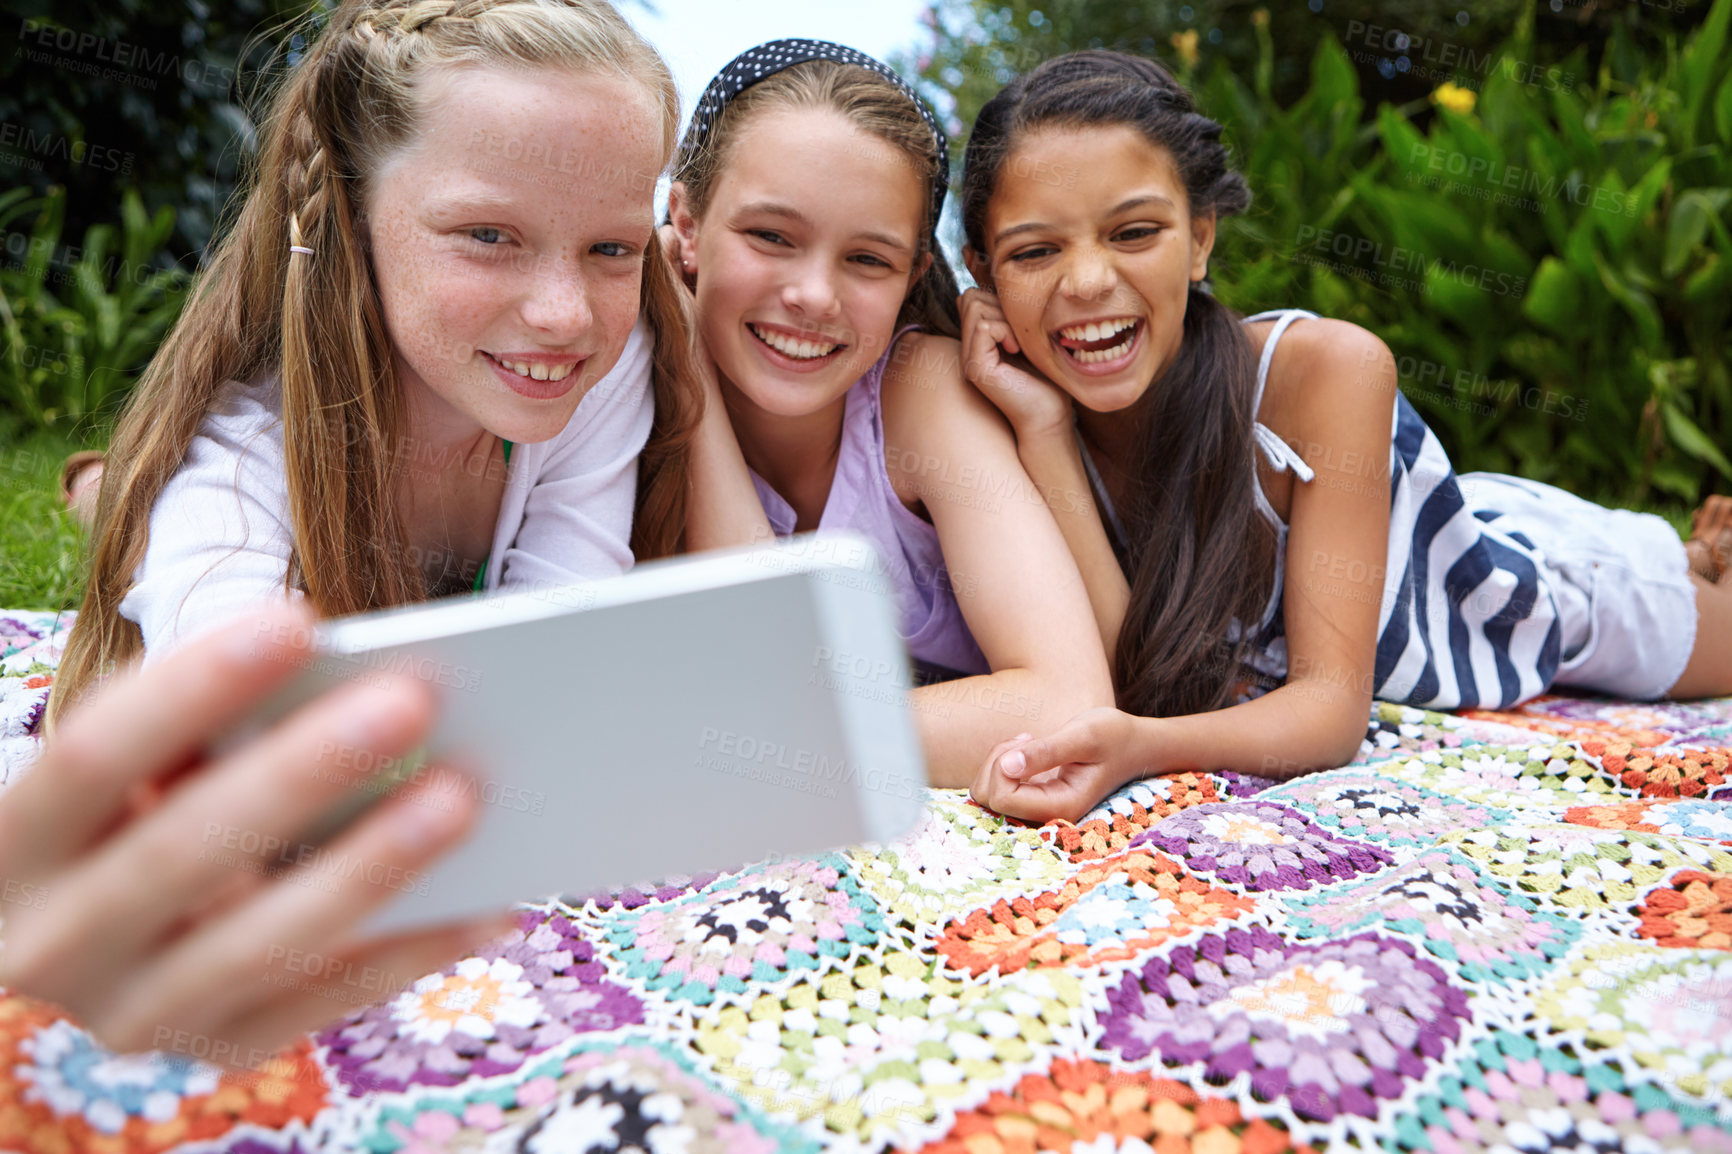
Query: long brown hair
49 0 699 726
672 58 962 341
959 50 1271 718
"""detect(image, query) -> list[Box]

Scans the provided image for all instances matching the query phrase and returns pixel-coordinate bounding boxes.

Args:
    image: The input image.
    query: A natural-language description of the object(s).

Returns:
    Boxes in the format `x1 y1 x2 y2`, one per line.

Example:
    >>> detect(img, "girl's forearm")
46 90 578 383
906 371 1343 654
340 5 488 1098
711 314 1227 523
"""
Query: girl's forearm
1124 682 1370 785
1015 432 1130 653
914 667 1099 789
685 378 774 552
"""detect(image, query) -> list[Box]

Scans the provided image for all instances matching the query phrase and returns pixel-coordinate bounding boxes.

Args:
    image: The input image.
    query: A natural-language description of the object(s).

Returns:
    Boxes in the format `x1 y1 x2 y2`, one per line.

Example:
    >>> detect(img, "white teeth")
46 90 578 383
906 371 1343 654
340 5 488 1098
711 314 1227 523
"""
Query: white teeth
498 357 576 382
1069 332 1137 364
1058 318 1137 341
751 324 840 360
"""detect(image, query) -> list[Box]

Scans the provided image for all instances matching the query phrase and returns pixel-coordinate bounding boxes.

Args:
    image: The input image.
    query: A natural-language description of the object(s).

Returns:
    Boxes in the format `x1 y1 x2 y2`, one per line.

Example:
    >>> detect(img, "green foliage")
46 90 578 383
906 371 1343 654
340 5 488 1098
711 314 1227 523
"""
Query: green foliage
3 0 653 260
1224 0 1732 505
0 187 189 434
905 0 1699 161
911 0 1731 508
2 0 314 258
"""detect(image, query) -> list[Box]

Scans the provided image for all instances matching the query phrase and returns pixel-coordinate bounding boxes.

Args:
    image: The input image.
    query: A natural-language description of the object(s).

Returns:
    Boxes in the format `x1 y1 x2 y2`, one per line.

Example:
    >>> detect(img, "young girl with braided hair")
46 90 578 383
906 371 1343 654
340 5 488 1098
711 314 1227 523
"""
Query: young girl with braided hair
958 50 1732 822
666 41 1114 786
49 0 701 725
12 0 710 1059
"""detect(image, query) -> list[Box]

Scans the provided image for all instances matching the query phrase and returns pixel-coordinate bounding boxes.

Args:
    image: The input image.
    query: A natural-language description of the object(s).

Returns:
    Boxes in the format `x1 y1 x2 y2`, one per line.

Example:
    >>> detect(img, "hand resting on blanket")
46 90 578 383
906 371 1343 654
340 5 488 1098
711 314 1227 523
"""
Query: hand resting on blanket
0 601 509 1065
971 707 1144 825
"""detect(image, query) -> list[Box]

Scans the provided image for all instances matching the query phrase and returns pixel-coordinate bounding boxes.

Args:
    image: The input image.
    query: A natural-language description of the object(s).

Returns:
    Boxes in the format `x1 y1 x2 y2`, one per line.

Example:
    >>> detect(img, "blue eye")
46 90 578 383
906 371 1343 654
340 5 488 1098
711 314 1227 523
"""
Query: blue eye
592 241 634 258
469 227 505 245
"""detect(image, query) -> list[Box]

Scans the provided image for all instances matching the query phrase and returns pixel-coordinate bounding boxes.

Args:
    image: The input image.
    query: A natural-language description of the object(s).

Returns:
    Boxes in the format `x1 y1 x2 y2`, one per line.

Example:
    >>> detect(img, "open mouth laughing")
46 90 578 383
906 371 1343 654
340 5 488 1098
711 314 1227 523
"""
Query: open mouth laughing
749 322 847 364
1054 317 1144 365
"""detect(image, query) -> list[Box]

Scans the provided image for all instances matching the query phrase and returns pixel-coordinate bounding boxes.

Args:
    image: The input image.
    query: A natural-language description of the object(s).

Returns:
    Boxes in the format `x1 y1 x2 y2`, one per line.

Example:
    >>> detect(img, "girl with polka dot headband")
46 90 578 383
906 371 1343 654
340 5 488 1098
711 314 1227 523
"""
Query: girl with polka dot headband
666 40 1114 789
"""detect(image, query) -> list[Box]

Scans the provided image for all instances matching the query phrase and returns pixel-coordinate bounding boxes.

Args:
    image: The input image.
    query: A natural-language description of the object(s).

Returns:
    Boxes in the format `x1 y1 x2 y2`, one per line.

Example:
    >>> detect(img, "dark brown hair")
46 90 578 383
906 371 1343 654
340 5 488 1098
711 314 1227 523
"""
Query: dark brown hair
673 58 960 340
960 49 1272 718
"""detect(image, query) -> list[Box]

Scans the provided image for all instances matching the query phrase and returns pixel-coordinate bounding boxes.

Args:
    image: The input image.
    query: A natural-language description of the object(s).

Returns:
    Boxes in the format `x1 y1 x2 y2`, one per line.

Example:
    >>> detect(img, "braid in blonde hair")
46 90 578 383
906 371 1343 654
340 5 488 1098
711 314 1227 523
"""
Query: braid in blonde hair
275 24 415 612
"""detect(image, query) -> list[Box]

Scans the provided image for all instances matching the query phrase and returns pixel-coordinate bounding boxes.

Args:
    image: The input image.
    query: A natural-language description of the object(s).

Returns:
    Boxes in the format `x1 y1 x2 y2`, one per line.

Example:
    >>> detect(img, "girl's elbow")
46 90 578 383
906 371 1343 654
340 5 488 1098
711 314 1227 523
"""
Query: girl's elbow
1267 736 1361 782
1321 701 1371 767
1324 730 1365 769
1281 679 1370 769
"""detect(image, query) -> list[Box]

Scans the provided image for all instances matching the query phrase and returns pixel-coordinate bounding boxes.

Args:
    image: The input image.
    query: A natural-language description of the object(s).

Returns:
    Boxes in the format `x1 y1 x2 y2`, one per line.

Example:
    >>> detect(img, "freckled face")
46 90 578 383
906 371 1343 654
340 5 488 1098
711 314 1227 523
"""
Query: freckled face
974 125 1214 413
367 65 662 444
684 107 927 418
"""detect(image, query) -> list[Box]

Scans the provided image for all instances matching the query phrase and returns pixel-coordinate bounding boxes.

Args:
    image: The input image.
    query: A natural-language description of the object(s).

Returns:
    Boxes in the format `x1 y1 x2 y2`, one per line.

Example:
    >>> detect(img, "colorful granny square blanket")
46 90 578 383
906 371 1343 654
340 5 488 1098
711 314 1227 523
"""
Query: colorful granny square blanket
1 608 1729 1152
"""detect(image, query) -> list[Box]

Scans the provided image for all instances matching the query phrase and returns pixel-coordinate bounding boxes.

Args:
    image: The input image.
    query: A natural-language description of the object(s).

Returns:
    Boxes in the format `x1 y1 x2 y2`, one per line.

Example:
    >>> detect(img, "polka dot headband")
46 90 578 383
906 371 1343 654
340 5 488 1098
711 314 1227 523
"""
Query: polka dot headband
677 38 950 235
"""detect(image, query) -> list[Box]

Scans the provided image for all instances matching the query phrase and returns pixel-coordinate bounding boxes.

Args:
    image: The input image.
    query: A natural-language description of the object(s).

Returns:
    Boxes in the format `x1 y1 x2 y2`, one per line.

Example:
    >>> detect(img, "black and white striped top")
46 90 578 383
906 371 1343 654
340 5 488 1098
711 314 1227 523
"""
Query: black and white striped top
1083 309 1564 711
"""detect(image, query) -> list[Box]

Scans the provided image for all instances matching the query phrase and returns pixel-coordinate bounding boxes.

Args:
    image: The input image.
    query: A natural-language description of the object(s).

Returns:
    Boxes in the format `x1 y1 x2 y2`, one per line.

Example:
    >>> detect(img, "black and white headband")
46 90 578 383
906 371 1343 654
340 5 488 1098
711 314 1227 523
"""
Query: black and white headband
676 38 950 234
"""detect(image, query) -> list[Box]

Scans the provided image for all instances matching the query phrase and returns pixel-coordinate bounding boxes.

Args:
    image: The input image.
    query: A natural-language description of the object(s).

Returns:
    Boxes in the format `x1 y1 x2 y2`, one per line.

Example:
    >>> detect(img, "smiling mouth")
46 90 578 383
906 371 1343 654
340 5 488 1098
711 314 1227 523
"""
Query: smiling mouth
1054 317 1143 365
749 323 846 361
485 353 579 382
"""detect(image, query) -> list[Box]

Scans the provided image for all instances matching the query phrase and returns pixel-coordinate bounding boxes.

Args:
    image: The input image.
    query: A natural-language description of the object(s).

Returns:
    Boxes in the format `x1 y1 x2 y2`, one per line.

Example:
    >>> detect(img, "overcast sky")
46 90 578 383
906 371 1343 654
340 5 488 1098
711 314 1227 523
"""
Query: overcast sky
622 0 967 265
623 0 934 138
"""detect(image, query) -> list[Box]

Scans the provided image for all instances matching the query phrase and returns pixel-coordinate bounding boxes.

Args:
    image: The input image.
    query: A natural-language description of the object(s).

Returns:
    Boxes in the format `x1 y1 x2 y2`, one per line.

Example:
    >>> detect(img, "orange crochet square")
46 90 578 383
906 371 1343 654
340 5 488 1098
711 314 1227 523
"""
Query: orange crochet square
1637 869 1732 950
0 997 327 1154
1460 696 1674 748
904 1058 1316 1154
935 851 1255 976
1578 742 1730 799
1045 774 1222 862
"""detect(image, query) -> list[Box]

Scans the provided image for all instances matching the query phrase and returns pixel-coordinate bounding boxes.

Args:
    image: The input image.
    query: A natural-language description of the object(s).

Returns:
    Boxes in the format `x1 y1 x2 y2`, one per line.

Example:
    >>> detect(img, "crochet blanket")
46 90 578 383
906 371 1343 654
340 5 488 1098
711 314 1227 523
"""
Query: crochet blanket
1 608 1729 1153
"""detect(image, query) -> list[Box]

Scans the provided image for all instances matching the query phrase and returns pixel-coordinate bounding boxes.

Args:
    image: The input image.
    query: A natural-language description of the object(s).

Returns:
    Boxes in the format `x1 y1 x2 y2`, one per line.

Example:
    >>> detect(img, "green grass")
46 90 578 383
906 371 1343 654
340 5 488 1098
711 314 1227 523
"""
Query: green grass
0 426 99 611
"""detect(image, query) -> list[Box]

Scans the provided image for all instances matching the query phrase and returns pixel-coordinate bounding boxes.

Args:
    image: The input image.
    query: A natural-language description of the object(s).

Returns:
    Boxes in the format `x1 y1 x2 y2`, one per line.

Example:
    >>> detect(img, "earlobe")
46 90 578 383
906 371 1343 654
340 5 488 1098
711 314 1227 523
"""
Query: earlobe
666 182 699 275
1189 211 1218 283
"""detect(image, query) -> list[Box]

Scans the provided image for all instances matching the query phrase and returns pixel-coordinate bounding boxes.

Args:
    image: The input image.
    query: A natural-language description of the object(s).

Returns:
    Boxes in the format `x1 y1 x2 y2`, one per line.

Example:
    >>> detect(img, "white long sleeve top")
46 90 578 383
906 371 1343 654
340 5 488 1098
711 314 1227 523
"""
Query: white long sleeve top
119 320 655 657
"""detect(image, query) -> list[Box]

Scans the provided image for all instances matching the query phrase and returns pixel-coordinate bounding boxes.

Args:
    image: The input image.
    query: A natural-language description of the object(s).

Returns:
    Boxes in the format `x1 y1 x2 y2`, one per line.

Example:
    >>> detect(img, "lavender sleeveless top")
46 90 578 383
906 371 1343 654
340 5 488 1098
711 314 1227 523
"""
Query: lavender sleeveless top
749 331 991 679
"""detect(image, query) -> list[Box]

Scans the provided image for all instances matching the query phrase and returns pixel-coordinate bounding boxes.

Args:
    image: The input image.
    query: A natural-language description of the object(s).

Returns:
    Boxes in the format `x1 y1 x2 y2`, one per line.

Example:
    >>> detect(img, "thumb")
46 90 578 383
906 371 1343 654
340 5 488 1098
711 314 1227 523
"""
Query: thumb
963 329 1001 384
998 725 1097 780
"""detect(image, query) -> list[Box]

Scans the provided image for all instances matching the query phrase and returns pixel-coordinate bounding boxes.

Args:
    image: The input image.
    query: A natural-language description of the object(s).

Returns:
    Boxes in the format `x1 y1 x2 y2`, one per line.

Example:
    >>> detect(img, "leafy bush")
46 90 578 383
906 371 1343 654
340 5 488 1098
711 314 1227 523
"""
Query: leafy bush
907 0 1704 160
911 0 1731 508
912 0 1472 144
1207 1 1731 506
3 0 648 260
0 187 189 434
1 0 312 259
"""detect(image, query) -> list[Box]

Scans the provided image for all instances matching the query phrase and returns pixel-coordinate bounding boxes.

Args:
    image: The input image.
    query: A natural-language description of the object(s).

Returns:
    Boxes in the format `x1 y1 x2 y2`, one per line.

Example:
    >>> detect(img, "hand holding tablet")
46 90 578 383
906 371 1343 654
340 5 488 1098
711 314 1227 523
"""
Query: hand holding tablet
0 536 927 1060
0 601 507 1065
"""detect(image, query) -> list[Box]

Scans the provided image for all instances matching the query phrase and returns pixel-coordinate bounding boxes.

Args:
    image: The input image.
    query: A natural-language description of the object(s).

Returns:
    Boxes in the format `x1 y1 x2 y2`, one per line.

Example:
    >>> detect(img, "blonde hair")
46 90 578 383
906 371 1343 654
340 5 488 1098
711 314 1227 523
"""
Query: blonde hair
49 0 701 726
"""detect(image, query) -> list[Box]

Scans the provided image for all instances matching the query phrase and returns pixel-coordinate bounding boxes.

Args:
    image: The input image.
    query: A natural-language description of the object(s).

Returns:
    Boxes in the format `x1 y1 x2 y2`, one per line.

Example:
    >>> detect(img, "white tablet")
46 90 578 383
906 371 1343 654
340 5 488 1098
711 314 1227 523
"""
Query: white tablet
241 534 928 931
